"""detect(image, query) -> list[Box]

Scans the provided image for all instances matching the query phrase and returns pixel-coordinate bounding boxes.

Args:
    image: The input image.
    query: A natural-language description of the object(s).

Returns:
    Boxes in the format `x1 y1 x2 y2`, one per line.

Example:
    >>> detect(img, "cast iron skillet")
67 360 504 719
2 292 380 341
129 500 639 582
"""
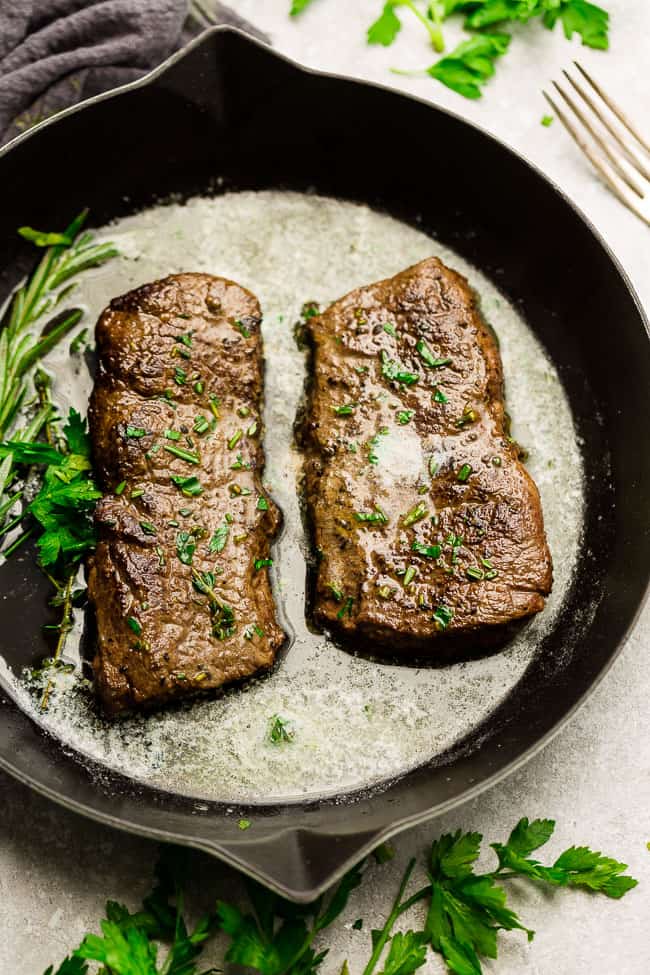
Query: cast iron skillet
0 28 648 902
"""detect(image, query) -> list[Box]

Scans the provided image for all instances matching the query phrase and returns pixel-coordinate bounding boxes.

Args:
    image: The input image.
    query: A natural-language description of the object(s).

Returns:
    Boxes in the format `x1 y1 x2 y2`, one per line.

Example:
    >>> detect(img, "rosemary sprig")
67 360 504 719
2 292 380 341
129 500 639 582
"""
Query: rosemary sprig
0 211 116 532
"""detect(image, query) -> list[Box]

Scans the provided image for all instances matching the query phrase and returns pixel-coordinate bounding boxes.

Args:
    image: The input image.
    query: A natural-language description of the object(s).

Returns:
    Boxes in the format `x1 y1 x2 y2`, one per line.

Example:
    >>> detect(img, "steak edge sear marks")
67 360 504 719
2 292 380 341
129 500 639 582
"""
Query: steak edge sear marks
302 258 553 656
88 273 285 715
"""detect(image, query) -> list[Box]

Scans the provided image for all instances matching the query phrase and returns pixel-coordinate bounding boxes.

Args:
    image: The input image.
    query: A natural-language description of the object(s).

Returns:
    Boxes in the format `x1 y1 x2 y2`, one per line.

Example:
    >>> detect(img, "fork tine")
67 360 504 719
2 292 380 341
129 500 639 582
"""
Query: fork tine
551 81 646 198
543 91 650 228
562 70 650 182
574 61 650 156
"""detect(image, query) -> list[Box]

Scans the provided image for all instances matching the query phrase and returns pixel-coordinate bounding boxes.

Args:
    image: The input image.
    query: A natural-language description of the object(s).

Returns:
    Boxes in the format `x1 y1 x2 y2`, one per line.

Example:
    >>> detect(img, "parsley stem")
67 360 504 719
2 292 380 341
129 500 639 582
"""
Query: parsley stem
362 857 417 975
427 1 446 52
403 0 444 52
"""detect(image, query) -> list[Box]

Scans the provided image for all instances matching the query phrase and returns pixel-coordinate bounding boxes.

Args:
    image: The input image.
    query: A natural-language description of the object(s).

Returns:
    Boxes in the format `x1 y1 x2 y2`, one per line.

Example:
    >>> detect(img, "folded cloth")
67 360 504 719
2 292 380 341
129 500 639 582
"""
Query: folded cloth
0 0 264 146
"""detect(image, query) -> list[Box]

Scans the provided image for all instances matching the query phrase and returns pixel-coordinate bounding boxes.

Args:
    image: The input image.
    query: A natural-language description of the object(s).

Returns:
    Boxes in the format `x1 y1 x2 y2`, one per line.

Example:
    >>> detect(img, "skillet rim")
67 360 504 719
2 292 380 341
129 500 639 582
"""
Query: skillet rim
0 25 648 901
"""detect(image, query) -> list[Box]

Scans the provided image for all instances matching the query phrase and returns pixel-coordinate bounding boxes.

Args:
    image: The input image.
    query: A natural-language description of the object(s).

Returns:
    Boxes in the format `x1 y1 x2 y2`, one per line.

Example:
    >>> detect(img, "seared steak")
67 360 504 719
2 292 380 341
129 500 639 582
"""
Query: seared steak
88 273 285 715
302 258 553 655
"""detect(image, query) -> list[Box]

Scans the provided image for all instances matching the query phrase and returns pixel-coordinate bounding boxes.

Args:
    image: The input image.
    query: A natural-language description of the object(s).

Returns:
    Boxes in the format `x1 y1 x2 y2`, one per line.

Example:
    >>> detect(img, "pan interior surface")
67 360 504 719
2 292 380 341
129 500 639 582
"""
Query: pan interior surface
1 190 584 804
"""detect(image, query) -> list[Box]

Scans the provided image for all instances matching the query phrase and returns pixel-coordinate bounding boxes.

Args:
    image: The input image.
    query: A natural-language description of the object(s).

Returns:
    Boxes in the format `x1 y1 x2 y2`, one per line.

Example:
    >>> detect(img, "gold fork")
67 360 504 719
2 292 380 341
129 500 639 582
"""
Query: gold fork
544 62 650 228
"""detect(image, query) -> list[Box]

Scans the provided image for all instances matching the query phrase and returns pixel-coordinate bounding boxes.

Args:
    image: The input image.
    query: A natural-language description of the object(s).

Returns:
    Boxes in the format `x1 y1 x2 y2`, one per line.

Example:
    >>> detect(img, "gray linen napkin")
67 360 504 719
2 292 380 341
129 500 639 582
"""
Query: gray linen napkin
0 0 263 145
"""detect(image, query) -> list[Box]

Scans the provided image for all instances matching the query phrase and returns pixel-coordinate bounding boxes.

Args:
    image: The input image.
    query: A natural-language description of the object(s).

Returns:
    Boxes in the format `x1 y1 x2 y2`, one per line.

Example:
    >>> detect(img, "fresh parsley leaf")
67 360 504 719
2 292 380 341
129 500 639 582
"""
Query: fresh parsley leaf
504 817 556 856
463 0 536 29
76 919 158 974
63 408 91 458
29 459 101 569
543 0 609 49
368 2 403 45
43 959 88 975
438 935 482 975
428 32 511 99
492 820 638 898
381 930 428 975
290 0 317 14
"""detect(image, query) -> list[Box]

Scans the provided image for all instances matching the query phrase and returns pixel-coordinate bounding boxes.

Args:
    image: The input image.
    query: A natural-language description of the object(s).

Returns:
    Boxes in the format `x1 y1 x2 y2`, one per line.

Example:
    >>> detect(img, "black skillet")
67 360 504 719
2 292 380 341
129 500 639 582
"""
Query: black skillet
0 28 648 902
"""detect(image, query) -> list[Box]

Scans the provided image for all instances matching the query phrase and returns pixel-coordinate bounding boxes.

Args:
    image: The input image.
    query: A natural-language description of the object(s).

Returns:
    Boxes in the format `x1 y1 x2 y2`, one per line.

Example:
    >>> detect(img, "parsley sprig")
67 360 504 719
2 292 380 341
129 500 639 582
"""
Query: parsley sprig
44 817 637 975
290 1 610 99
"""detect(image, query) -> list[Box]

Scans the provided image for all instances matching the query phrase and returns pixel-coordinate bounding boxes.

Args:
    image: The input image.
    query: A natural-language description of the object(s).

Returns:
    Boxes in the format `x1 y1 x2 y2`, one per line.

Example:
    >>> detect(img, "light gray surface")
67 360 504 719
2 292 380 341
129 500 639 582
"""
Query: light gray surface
1 1 649 972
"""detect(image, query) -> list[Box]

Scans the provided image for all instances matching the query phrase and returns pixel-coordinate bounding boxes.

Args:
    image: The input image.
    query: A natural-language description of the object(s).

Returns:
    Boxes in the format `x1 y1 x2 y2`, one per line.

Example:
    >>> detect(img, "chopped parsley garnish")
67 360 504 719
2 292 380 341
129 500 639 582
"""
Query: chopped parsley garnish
542 113 554 127
257 495 269 511
327 582 344 601
268 715 295 745
403 565 416 586
164 444 200 465
355 507 388 525
231 453 251 470
337 596 354 619
176 531 196 565
383 322 397 337
193 415 210 435
254 558 273 571
233 319 251 338
243 624 265 641
228 430 242 450
466 565 484 581
433 387 448 404
403 501 428 527
333 403 356 416
380 350 419 385
171 474 203 497
416 339 451 369
209 523 229 554
432 604 454 630
126 616 142 635
238 819 252 830
126 426 147 438
456 403 478 427
173 366 187 386
139 521 156 536
397 409 414 425
412 541 442 559
457 463 473 482
229 484 252 497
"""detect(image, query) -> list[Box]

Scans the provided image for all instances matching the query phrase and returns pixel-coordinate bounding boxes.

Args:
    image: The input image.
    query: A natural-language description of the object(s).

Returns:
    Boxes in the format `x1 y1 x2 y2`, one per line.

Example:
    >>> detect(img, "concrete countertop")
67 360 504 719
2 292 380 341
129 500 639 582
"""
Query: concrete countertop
1 1 649 972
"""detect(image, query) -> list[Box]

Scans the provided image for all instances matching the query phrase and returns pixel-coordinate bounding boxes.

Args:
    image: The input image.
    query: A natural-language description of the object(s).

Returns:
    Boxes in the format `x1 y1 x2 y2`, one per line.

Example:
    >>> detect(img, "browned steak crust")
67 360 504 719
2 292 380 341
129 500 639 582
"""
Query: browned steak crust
88 273 285 715
302 258 553 655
